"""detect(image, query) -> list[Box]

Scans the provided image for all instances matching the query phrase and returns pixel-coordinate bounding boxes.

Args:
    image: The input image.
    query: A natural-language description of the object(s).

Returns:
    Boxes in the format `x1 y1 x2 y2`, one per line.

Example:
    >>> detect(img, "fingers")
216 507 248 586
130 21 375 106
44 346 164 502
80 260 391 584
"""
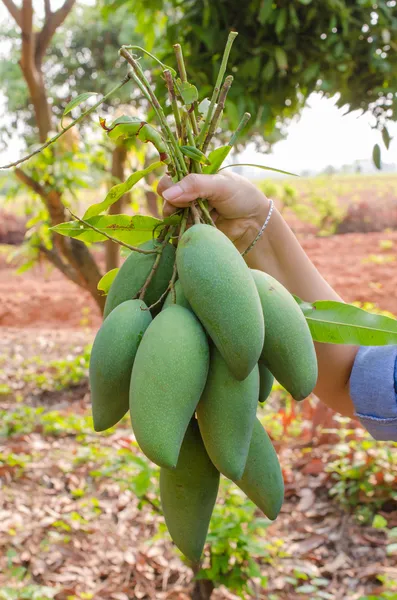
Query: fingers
160 173 235 207
157 175 173 197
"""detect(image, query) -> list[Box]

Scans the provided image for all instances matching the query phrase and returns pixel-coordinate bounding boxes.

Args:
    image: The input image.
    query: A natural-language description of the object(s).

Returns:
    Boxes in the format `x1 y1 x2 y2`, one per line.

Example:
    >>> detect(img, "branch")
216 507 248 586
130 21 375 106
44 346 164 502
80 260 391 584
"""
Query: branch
2 0 22 27
39 244 81 286
20 0 34 71
44 0 51 18
36 0 75 65
15 167 47 200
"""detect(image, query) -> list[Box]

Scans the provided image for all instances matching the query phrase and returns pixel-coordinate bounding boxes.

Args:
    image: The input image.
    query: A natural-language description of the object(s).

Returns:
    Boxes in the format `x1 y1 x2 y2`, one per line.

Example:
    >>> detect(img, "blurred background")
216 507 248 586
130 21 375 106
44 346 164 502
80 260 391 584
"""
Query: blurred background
0 1 396 599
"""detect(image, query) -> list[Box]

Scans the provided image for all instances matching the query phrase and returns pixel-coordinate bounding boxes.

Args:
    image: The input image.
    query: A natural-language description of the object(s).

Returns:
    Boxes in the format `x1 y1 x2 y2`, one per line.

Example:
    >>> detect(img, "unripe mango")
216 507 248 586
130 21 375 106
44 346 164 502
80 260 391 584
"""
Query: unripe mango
104 240 175 318
259 361 274 404
177 225 264 380
160 419 220 562
251 270 318 401
234 418 284 520
89 299 152 432
129 305 209 468
162 279 192 311
197 347 259 480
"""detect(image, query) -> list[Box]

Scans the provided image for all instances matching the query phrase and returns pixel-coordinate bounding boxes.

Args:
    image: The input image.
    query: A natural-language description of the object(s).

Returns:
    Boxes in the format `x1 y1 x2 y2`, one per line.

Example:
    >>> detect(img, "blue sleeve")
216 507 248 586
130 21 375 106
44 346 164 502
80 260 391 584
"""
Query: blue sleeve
350 345 397 442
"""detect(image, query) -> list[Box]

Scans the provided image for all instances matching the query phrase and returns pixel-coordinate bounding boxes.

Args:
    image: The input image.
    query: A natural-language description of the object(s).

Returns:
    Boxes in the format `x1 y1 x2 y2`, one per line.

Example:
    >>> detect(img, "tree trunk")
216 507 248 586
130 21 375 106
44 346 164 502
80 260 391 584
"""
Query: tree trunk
105 144 130 271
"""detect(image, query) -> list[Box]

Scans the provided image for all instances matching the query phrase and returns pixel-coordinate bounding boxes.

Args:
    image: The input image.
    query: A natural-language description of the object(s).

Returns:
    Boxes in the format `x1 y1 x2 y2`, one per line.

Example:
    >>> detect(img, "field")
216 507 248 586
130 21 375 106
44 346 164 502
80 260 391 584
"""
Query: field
0 174 397 600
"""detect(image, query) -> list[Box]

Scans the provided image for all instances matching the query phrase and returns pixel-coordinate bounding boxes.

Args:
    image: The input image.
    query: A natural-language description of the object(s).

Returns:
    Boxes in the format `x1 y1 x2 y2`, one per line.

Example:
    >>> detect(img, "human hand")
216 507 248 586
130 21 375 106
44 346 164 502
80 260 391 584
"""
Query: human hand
158 171 270 253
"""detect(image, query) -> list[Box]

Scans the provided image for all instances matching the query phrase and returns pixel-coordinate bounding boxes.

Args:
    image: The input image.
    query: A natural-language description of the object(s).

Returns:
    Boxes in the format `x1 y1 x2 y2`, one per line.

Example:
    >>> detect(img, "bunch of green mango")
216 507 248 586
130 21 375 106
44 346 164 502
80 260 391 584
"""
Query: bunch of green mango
89 224 318 562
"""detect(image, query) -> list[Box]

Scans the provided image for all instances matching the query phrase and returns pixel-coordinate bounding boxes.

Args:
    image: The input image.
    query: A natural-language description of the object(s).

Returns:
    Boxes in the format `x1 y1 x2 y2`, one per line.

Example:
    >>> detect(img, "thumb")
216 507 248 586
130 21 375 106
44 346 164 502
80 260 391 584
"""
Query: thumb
161 173 234 207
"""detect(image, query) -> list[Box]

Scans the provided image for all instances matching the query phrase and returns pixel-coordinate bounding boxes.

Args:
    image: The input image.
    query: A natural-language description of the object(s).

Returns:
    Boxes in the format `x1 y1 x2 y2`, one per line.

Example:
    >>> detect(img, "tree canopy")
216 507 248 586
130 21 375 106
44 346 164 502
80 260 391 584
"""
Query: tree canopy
103 0 397 146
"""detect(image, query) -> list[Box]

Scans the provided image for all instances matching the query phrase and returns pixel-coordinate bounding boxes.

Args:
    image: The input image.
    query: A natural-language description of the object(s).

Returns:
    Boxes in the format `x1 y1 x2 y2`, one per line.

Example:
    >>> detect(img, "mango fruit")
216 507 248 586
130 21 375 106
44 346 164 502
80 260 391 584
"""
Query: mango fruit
234 418 284 520
160 419 220 562
162 279 192 311
177 224 264 380
251 270 318 401
197 347 259 480
258 361 274 404
104 240 175 318
89 299 152 432
129 305 209 468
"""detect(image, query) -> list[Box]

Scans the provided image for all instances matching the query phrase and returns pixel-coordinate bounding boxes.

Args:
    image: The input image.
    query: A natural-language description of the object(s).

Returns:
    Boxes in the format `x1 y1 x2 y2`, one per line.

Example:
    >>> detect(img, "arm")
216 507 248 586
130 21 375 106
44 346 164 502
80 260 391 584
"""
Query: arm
160 172 358 418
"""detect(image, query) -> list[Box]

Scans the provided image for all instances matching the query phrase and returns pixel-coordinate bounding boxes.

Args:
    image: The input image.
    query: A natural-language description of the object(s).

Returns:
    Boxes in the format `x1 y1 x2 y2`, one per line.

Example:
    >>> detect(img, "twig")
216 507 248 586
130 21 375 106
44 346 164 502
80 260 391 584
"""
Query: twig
196 31 238 149
228 112 251 148
142 494 162 514
202 75 233 153
164 69 182 140
190 202 201 225
66 209 158 254
139 228 174 301
197 200 215 226
147 259 178 311
119 47 187 178
173 44 199 137
0 75 132 169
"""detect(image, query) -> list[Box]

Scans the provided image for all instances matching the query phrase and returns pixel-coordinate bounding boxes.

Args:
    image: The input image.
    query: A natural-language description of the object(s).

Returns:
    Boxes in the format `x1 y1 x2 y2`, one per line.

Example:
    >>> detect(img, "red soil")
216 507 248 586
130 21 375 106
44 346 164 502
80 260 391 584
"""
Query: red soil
1 230 397 328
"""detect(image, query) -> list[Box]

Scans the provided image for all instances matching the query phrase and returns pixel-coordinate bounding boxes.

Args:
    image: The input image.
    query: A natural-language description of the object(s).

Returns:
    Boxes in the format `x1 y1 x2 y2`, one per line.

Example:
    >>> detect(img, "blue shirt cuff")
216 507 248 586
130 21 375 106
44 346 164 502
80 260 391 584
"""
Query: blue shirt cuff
350 345 397 442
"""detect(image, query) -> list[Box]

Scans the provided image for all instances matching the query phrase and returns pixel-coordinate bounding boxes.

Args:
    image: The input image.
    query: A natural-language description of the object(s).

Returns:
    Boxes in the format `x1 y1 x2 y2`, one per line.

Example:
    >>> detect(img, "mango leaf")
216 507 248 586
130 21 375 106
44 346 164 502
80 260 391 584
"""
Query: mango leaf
203 146 232 174
97 268 119 295
258 0 273 24
218 163 298 177
382 126 391 150
372 144 381 170
295 298 397 345
178 81 198 105
274 47 288 70
52 214 163 246
62 93 97 126
84 161 162 219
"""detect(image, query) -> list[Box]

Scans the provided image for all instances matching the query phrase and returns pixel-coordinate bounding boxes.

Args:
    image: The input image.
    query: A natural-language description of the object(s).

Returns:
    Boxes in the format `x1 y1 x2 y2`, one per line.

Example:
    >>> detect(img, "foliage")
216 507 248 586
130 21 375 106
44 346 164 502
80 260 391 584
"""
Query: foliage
326 419 397 524
104 0 397 147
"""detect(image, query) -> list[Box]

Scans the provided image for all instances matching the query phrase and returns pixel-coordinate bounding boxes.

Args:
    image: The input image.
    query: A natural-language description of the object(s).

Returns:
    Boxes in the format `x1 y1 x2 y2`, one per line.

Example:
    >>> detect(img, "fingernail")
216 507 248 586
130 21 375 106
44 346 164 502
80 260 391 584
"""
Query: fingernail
163 185 183 201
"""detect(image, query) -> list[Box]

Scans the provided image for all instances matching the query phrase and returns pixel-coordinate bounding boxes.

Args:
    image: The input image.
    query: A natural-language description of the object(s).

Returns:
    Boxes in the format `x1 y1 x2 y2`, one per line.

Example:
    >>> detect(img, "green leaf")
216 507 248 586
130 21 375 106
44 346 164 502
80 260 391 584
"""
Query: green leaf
275 8 287 36
180 145 211 164
62 92 97 126
97 268 119 295
83 161 162 218
274 47 288 70
372 143 381 170
298 0 312 4
203 145 232 174
258 0 273 25
218 163 298 177
295 298 397 345
52 214 162 246
372 514 388 529
382 126 391 150
178 81 199 105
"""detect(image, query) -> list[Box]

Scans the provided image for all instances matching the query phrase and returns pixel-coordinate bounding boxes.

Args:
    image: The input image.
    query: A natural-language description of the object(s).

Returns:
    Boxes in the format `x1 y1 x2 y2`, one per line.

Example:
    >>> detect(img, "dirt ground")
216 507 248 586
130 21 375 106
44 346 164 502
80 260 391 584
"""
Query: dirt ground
1 229 397 329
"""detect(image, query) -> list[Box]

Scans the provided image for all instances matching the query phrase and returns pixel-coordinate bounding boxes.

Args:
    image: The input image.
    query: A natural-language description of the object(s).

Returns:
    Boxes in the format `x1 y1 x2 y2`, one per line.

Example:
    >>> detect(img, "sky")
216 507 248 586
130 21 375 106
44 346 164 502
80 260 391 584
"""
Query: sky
0 3 396 174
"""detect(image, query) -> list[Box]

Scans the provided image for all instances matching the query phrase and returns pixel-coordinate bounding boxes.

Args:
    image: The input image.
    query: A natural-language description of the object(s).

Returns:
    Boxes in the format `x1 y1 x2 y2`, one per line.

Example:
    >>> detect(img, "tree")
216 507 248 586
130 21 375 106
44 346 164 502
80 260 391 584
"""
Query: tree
104 0 397 148
0 1 163 297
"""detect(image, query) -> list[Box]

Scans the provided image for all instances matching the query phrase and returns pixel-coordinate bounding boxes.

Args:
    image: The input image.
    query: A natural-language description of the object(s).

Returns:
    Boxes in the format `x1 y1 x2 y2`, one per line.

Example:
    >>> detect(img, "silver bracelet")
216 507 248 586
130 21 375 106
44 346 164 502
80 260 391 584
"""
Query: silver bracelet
242 199 274 257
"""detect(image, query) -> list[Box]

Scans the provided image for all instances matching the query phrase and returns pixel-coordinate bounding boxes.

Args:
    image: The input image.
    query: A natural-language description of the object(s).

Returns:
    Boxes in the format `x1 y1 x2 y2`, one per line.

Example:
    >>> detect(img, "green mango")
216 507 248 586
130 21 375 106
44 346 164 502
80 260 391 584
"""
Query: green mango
177 225 264 380
89 299 152 432
160 419 220 562
104 240 175 318
258 361 274 404
234 418 284 520
129 305 209 468
251 270 318 401
162 279 192 311
197 347 259 480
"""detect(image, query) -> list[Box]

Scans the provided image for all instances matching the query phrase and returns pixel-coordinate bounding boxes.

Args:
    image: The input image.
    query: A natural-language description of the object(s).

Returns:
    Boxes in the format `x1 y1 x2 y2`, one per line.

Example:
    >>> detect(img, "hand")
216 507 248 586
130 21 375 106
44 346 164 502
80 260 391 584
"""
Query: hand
158 171 270 253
